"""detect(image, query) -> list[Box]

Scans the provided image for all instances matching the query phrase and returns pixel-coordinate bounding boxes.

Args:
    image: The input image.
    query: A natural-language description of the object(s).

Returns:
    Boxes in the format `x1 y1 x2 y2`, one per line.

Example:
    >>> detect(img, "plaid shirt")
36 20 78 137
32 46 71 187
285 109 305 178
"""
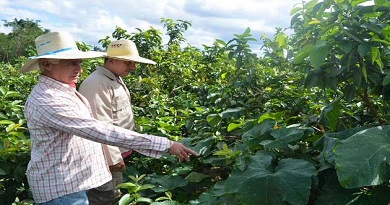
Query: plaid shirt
25 75 170 203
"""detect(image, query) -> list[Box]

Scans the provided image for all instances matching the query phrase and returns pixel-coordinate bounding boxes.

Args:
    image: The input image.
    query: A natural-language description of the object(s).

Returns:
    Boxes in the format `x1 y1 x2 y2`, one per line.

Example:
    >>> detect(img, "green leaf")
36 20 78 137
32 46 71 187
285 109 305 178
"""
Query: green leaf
315 170 361 205
190 137 215 156
258 112 284 123
136 197 153 203
138 184 155 191
362 63 368 82
185 171 209 183
334 125 390 188
156 121 177 131
214 143 240 160
339 41 353 53
361 22 383 35
261 127 305 149
358 5 390 14
382 73 390 86
215 39 227 46
0 168 6 175
319 100 342 131
220 107 244 119
227 122 243 132
275 32 287 48
192 183 236 204
304 71 321 88
357 44 370 57
344 84 356 102
341 28 363 43
242 120 274 149
152 175 188 192
206 114 222 128
293 44 313 64
314 124 371 169
371 47 384 69
4 91 21 99
6 123 20 132
151 201 179 205
309 40 330 69
0 120 14 125
116 182 136 188
0 86 6 95
290 6 301 15
118 194 134 205
308 18 320 25
223 152 317 205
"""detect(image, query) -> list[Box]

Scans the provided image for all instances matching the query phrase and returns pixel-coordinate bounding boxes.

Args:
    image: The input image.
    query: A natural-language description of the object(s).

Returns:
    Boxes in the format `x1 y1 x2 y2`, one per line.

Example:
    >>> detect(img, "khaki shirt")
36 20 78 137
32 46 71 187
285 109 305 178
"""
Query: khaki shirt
79 66 135 166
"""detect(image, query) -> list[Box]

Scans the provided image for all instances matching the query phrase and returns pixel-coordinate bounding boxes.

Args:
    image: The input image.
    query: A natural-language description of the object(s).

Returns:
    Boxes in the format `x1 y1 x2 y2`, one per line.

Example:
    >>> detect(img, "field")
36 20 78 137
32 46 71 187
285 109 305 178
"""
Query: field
1 1 390 204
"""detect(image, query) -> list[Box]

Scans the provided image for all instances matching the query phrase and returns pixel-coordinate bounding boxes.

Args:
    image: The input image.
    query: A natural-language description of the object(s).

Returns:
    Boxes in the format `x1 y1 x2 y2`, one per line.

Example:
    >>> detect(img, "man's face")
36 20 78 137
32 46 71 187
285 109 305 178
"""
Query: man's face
110 59 136 77
45 59 82 84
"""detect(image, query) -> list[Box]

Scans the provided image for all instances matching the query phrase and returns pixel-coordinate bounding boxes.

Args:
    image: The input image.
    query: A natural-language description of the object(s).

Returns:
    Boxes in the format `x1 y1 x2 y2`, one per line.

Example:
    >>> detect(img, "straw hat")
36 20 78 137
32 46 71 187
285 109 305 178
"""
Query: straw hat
105 39 156 65
20 31 105 73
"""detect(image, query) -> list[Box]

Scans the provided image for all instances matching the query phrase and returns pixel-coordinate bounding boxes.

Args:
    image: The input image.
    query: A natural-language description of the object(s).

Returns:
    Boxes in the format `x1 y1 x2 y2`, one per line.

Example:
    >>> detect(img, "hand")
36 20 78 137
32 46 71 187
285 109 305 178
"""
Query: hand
109 160 125 172
168 141 199 162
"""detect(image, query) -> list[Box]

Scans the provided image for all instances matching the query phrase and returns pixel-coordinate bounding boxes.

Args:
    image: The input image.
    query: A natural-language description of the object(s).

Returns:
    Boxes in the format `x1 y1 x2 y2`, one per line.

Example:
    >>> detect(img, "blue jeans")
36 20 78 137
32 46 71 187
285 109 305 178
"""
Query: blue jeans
35 191 88 205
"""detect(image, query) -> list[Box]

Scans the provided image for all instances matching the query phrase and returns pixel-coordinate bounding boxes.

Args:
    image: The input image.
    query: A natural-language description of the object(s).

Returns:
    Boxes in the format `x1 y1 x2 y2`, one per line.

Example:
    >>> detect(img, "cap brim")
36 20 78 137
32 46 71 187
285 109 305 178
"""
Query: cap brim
20 50 106 73
105 55 157 65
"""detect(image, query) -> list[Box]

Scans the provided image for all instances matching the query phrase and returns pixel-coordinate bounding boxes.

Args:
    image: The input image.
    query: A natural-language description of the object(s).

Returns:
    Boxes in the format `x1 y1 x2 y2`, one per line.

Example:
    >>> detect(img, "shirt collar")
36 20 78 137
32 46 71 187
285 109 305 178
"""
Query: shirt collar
96 65 117 81
39 75 75 91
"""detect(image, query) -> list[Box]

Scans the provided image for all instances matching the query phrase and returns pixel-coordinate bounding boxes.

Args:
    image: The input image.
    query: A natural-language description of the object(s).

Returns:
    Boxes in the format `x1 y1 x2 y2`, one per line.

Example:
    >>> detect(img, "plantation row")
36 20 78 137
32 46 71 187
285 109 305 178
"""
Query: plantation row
1 0 390 204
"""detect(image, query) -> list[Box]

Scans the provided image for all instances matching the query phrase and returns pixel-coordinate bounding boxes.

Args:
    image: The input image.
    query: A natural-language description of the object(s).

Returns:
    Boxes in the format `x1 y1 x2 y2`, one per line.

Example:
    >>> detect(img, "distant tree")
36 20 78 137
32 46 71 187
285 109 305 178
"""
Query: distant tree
161 18 191 46
0 18 49 62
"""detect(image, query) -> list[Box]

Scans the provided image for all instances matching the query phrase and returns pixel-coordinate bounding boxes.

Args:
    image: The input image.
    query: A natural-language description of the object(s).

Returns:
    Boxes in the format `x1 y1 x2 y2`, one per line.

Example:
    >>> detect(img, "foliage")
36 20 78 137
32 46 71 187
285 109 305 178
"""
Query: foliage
0 65 32 204
290 0 390 125
2 1 390 204
0 18 49 63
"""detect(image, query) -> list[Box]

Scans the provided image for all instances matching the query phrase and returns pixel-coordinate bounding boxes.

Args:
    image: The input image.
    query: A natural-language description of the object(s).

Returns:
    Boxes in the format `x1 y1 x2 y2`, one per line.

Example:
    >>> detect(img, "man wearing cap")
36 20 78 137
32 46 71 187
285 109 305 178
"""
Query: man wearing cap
79 39 158 204
21 32 198 205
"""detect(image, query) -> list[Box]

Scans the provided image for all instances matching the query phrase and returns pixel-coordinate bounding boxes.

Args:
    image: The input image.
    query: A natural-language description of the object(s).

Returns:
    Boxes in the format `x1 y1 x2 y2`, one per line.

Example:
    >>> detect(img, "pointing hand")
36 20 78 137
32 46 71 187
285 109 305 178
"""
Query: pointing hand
168 141 199 162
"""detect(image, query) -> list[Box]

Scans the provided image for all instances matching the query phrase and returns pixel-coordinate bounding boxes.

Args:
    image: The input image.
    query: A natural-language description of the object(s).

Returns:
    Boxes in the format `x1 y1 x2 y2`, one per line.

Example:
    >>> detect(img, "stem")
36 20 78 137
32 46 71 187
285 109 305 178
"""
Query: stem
357 89 386 124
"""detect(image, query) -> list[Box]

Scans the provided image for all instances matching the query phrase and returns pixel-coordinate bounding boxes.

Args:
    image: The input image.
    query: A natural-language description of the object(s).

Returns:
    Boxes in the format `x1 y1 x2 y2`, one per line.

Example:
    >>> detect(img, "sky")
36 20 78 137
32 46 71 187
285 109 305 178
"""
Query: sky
0 0 303 52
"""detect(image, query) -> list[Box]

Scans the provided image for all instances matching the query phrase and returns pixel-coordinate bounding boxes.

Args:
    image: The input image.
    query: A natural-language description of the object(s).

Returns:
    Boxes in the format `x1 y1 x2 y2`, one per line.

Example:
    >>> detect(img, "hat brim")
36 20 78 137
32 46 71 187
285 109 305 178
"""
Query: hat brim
20 50 106 73
105 55 157 65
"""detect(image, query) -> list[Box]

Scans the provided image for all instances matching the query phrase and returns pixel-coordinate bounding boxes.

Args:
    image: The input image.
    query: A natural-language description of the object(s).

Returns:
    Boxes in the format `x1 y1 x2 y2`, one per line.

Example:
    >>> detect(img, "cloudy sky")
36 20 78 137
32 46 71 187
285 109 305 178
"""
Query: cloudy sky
0 0 303 51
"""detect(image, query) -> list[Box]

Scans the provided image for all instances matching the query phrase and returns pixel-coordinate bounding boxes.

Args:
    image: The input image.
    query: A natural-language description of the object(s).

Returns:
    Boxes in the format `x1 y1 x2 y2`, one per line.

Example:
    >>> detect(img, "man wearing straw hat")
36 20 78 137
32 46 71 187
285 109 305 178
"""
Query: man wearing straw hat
79 39 158 204
21 31 198 205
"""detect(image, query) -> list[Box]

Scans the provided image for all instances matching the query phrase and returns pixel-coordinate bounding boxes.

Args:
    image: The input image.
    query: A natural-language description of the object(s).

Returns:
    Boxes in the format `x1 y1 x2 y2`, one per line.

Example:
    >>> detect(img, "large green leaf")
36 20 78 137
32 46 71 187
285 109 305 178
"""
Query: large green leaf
241 120 274 149
315 170 360 205
309 40 330 69
293 44 313 64
220 107 245 119
223 152 317 205
185 171 209 183
334 125 390 188
260 127 306 149
319 100 342 131
192 183 237 205
315 126 371 169
315 169 390 205
152 175 188 192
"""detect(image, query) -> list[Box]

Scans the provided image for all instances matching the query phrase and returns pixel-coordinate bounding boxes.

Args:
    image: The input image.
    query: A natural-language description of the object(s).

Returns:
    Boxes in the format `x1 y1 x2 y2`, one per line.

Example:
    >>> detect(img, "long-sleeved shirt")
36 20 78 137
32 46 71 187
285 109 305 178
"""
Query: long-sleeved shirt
79 66 135 166
25 75 170 203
